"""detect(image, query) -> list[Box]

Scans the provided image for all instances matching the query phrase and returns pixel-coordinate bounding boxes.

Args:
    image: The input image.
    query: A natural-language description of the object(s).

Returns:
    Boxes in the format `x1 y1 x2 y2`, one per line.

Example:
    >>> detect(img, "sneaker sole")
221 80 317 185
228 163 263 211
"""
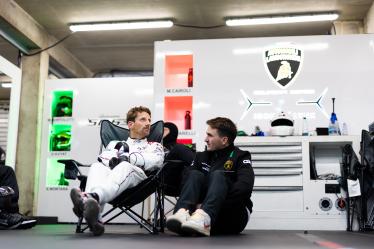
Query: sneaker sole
16 220 37 230
70 188 84 218
181 223 210 236
0 222 22 230
83 199 104 236
166 218 183 235
0 215 36 230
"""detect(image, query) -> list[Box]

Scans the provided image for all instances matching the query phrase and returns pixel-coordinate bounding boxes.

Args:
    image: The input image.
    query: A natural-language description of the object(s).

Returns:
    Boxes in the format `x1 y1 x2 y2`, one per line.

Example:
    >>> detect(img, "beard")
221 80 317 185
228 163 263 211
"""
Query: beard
142 127 150 136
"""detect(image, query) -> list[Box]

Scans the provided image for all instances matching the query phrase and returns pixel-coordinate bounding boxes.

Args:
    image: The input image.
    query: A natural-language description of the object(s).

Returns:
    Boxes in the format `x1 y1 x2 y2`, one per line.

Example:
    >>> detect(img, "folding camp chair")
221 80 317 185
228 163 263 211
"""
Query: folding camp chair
343 130 374 231
359 130 374 230
161 160 185 216
58 119 165 234
342 143 361 231
0 146 5 165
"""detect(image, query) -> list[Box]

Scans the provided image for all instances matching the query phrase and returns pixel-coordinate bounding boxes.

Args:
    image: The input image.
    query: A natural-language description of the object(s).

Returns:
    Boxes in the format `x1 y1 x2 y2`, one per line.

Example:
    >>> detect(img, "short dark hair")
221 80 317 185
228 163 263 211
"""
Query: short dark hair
126 106 151 123
206 117 237 144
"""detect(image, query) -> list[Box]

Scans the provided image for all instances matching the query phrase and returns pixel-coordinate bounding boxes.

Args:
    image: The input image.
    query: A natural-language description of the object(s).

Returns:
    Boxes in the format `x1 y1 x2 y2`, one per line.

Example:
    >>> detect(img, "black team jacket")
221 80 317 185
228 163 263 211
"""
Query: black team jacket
189 143 255 212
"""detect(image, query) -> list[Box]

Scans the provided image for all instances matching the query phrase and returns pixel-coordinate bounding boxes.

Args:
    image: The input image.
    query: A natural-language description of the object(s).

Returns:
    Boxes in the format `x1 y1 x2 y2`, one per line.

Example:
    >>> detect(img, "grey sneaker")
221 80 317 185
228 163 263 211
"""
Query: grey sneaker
166 208 190 235
0 211 36 230
14 213 37 229
70 188 85 218
83 198 104 236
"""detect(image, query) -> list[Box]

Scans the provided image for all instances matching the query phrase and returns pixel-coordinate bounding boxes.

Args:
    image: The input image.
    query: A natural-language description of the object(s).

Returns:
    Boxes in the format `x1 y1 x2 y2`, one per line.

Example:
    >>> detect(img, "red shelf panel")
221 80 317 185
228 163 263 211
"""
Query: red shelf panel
165 55 193 88
164 96 193 130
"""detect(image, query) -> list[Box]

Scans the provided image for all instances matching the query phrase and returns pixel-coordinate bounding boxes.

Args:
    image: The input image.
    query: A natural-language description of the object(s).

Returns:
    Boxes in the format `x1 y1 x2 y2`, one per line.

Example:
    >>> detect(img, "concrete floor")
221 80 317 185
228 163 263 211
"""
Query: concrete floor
0 225 373 249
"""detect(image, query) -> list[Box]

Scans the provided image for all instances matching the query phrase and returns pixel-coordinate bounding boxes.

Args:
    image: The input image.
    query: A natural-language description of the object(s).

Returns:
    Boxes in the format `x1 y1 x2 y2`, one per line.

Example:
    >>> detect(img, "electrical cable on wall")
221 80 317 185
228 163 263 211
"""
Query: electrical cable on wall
174 23 225 29
23 33 74 56
21 19 335 57
21 21 226 57
331 22 337 35
17 50 22 67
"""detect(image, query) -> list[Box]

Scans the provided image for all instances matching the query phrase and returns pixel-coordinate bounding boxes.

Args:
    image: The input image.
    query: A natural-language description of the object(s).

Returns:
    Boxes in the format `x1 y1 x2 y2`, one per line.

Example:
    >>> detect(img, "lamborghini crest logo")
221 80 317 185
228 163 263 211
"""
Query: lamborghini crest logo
224 160 233 171
264 45 303 89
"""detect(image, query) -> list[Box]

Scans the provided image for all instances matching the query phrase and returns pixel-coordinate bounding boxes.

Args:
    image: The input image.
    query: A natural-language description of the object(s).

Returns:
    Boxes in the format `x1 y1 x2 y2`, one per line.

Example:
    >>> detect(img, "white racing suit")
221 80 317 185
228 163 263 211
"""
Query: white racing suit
85 137 164 207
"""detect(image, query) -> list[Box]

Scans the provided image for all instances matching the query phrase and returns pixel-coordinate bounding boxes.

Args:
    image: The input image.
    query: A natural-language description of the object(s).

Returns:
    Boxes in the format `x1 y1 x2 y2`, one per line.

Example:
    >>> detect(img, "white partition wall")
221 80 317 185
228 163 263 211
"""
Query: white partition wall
0 56 21 168
37 77 153 222
154 34 374 151
153 35 374 230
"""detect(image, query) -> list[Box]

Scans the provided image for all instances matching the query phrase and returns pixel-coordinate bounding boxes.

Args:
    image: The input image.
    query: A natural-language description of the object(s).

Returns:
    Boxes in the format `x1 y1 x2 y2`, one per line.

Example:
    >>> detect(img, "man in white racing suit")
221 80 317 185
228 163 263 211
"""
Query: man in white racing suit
70 106 164 236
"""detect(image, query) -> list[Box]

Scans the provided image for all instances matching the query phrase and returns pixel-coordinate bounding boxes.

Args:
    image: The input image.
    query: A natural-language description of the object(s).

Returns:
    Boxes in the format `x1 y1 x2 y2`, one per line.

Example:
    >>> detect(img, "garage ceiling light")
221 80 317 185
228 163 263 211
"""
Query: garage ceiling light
1 83 12 88
226 13 339 26
69 20 173 32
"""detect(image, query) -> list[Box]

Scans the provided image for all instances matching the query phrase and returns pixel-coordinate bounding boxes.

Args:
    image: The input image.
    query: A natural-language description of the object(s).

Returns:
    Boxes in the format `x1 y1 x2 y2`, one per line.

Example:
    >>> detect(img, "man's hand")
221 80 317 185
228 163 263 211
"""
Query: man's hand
115 141 129 154
109 154 129 170
0 186 15 197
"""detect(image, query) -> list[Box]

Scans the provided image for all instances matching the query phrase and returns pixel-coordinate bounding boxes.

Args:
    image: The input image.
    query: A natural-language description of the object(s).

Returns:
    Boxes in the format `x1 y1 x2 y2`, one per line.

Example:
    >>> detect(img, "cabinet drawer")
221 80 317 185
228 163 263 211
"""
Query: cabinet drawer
252 190 304 211
243 145 302 154
252 153 302 161
253 160 302 168
255 174 303 186
254 168 302 176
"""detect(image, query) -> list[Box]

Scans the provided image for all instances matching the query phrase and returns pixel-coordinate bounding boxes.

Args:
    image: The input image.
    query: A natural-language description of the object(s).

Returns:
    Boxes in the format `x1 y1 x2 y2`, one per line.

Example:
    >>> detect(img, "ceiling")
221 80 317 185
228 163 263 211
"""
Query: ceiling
0 0 373 76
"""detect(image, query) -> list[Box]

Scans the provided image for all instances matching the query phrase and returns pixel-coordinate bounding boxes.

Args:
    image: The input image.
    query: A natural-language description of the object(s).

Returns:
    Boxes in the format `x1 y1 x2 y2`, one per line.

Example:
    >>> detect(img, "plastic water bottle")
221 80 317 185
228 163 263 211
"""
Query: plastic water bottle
328 97 341 136
302 117 308 136
342 122 348 135
328 119 339 136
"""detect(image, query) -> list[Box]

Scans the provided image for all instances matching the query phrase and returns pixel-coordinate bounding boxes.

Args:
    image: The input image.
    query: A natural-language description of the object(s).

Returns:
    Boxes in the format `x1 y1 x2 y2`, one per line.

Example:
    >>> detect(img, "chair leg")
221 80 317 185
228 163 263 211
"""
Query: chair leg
76 217 84 233
158 168 165 232
164 196 177 216
152 190 160 234
160 186 165 232
141 200 145 228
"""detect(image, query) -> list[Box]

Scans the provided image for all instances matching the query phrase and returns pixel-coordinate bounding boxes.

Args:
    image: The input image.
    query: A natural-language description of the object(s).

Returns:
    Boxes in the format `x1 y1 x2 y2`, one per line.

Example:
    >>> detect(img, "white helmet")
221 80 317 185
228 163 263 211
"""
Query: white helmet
270 112 294 136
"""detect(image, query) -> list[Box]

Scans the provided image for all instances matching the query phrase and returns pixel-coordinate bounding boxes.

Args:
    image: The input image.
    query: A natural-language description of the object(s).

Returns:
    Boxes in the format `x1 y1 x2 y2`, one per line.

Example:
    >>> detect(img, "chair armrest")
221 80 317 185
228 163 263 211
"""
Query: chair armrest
57 159 89 167
57 159 90 180
163 159 185 164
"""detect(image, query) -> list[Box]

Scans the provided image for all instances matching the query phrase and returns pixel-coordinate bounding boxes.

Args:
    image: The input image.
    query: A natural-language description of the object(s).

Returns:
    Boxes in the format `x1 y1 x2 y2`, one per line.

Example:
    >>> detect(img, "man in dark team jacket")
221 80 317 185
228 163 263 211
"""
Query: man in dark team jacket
0 165 37 229
162 122 195 196
166 117 254 236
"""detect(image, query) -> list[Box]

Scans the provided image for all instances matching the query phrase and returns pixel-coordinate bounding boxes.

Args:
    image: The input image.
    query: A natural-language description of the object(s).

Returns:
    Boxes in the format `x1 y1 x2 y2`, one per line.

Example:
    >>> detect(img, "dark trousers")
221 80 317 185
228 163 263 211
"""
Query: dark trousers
175 169 249 234
163 162 187 197
175 170 228 224
211 202 249 235
0 165 19 212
